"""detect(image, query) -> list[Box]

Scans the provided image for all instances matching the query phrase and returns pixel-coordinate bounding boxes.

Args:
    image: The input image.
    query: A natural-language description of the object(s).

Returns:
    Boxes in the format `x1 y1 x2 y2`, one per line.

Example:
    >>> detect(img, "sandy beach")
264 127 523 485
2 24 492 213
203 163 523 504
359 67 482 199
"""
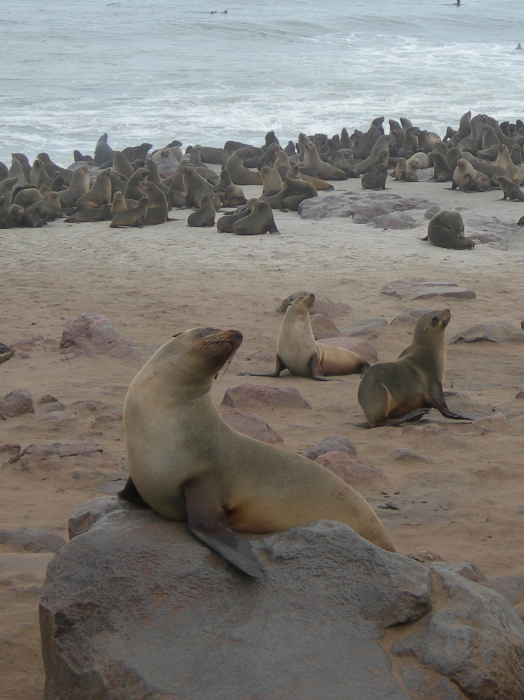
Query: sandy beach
1 171 524 698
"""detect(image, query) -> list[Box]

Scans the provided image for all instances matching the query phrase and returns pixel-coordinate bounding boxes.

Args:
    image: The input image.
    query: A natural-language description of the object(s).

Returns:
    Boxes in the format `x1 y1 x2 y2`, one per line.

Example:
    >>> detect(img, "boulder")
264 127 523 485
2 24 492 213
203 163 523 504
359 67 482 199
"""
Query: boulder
221 383 311 410
59 313 141 360
40 498 524 700
449 323 524 344
221 409 283 443
0 389 35 418
381 279 476 300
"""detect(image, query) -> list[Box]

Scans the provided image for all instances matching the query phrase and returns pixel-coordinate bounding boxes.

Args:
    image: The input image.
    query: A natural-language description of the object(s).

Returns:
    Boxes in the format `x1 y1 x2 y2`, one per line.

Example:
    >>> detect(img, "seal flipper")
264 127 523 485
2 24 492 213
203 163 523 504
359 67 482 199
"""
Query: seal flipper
239 354 286 378
118 476 150 507
308 353 328 381
430 383 471 421
183 479 264 578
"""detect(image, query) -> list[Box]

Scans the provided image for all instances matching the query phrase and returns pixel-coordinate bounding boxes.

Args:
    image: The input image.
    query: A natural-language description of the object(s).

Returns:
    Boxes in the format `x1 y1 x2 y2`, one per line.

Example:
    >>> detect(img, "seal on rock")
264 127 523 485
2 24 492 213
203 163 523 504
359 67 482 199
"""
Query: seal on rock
243 292 369 380
422 209 475 249
120 326 395 577
356 309 470 427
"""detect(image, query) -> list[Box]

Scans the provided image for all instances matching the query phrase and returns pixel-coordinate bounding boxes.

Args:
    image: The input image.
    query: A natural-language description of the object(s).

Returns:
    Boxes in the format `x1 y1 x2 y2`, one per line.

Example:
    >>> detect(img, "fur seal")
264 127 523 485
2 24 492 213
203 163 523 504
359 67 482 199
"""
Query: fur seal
76 169 112 208
124 167 148 201
243 292 369 380
110 197 149 228
361 163 388 190
452 159 490 192
232 198 279 235
422 209 475 249
216 205 250 233
0 343 15 364
59 166 90 207
496 144 524 184
224 148 262 186
120 326 395 577
187 193 216 227
357 309 470 428
394 157 417 182
143 180 169 225
496 176 524 201
302 140 347 180
183 164 221 209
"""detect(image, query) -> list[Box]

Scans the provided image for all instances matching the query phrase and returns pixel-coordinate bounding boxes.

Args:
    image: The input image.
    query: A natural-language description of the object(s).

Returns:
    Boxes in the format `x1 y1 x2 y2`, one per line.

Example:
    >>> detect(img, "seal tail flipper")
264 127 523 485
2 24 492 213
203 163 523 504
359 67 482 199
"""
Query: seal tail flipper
183 479 264 578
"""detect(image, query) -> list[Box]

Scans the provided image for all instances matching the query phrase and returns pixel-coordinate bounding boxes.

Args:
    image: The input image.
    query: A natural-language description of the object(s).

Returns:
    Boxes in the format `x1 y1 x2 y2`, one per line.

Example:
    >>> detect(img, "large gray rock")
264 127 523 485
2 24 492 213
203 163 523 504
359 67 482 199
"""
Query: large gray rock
381 279 476 300
40 498 524 700
449 322 524 344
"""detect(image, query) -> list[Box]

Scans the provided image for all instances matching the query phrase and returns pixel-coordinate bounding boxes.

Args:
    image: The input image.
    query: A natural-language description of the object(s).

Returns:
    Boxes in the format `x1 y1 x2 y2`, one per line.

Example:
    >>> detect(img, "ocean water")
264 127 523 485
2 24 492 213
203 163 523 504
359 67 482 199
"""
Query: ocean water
0 0 523 165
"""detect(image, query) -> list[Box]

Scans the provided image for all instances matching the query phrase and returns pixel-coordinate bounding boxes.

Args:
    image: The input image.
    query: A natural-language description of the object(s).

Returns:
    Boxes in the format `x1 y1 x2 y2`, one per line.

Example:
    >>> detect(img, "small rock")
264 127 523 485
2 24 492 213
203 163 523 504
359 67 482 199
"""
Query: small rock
221 384 311 410
222 409 283 443
37 395 59 405
59 313 141 360
449 323 524 344
0 528 66 553
0 389 35 418
310 313 341 339
340 318 388 336
390 448 430 462
41 402 66 413
302 435 357 460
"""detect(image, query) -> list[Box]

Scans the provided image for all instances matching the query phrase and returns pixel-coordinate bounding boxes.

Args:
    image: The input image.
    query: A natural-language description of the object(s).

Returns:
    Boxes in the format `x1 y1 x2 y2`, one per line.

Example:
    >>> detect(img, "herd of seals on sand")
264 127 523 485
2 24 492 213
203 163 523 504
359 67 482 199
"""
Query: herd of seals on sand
2 110 524 574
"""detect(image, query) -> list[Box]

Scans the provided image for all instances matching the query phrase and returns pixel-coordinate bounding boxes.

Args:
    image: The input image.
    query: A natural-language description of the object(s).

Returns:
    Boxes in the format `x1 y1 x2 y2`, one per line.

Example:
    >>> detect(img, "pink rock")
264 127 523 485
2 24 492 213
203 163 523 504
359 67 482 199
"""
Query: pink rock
0 389 35 418
311 313 341 339
59 314 141 360
320 337 378 363
222 409 283 443
390 448 430 462
315 451 384 485
221 383 311 410
302 436 357 460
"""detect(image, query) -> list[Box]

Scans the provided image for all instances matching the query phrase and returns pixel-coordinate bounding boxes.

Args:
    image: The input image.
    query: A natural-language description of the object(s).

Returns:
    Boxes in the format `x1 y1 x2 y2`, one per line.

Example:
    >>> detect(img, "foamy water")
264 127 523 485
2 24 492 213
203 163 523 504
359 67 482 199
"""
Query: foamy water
0 0 523 165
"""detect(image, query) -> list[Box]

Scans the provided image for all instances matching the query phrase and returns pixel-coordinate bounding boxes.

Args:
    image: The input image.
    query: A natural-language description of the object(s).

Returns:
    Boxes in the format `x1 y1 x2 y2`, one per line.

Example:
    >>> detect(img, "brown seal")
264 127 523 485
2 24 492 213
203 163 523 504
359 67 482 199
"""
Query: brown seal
119 326 395 577
0 343 15 364
58 166 91 207
361 163 388 190
452 159 490 192
123 167 149 201
183 164 221 209
422 209 475 249
496 176 524 201
394 157 417 182
0 204 25 228
143 180 169 225
29 159 51 187
13 187 43 208
76 169 112 208
357 309 470 427
243 292 369 380
109 197 149 228
302 140 347 180
224 148 262 186
216 205 250 233
111 191 127 214
496 144 524 184
232 198 279 235
259 165 283 193
187 194 216 227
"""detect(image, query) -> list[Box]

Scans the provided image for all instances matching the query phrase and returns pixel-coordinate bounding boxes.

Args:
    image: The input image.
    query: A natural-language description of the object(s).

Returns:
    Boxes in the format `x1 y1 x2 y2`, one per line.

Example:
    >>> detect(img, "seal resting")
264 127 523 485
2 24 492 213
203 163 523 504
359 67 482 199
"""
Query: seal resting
356 309 470 428
422 209 475 250
121 327 395 577
242 292 369 380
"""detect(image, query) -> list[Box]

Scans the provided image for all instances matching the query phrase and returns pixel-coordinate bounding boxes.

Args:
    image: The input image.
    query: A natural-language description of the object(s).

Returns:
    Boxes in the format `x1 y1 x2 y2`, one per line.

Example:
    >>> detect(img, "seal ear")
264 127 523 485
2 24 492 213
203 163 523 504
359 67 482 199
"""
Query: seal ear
172 332 182 338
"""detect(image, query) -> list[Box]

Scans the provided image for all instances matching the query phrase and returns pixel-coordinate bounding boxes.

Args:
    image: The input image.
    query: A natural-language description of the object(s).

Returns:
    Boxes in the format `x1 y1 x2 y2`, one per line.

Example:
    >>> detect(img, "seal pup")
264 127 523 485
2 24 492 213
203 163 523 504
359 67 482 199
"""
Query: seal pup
496 176 524 201
422 210 475 249
0 343 15 364
243 293 369 380
120 327 395 577
187 193 216 227
356 309 470 428
394 157 417 182
361 163 388 190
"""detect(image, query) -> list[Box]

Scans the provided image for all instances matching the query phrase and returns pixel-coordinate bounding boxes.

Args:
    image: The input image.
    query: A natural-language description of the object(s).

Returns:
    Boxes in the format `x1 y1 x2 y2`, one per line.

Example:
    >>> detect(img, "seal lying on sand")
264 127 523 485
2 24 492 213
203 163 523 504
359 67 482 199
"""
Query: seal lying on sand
356 309 470 428
120 327 395 577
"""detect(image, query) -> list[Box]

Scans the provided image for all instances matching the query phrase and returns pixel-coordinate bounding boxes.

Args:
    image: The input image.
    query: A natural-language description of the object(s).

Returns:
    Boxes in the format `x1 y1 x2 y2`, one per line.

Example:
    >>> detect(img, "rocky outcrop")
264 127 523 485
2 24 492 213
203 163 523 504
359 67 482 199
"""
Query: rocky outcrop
59 314 141 360
381 279 476 300
40 498 524 700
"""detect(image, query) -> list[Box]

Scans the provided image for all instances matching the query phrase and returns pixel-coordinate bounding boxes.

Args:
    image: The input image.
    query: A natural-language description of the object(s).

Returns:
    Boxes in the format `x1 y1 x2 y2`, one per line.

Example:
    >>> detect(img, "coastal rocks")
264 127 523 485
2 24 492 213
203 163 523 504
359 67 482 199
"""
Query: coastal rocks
449 322 524 344
381 278 476 300
40 498 524 700
221 409 283 443
0 528 66 553
310 313 340 338
221 383 311 410
0 389 35 418
59 314 141 360
298 192 437 229
302 434 357 460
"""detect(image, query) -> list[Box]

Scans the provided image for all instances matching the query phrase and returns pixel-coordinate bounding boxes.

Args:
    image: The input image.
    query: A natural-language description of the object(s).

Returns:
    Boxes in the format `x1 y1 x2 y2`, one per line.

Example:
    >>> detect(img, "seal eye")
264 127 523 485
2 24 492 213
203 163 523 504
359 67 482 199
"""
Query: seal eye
431 315 439 326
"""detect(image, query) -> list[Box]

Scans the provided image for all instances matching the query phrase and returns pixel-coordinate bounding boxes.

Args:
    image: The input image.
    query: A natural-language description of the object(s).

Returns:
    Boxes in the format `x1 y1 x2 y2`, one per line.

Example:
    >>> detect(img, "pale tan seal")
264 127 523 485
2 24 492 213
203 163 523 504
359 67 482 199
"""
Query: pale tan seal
394 157 417 182
244 292 369 380
119 326 395 577
58 166 90 208
75 169 112 208
452 159 490 192
357 309 470 427
496 144 524 184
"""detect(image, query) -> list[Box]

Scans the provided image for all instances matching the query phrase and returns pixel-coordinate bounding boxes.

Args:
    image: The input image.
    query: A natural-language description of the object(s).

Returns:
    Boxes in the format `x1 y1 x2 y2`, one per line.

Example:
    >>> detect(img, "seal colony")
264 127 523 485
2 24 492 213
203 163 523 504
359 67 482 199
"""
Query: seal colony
121 327 395 577
0 110 523 231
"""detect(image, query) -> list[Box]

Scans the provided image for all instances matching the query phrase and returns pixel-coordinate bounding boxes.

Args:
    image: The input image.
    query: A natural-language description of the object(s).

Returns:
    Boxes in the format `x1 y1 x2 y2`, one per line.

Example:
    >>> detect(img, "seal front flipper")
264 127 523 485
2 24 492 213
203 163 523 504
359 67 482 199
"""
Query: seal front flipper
430 387 471 421
352 408 430 428
117 476 150 507
183 478 264 578
308 353 329 381
239 354 286 378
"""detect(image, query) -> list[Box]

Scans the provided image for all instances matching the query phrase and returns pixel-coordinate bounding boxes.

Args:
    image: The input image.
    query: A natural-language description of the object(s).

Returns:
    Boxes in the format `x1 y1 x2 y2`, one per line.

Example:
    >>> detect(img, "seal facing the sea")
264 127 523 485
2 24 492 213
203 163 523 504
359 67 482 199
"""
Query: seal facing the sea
422 209 475 249
120 327 395 576
243 292 369 380
356 309 470 428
